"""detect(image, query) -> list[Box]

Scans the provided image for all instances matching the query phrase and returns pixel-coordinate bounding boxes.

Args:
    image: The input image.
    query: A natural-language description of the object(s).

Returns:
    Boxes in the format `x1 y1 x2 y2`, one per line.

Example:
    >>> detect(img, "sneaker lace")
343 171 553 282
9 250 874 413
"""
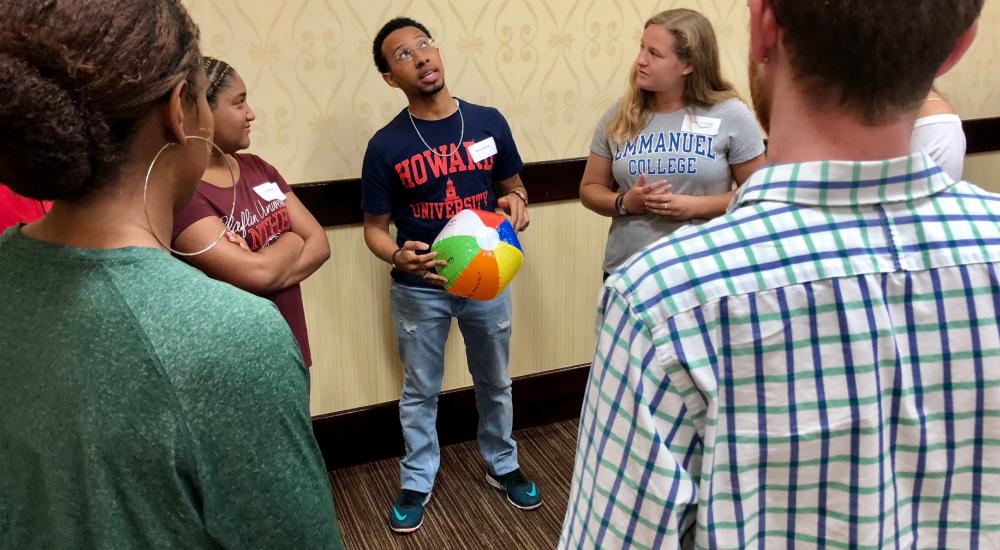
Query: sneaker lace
399 489 426 508
499 468 529 487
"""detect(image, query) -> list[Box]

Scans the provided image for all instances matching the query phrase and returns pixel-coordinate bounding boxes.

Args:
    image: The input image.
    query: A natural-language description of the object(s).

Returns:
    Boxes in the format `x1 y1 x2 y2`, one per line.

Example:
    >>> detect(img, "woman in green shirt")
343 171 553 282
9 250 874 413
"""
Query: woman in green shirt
0 1 344 548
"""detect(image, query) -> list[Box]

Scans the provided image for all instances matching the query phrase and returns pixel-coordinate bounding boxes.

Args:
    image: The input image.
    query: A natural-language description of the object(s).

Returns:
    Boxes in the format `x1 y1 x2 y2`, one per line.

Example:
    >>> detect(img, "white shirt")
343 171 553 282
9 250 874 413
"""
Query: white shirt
911 113 966 181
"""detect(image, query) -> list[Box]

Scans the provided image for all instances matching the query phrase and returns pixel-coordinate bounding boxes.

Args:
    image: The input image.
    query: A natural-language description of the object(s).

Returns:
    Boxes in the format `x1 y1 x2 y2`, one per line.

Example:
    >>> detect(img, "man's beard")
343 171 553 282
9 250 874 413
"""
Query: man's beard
749 60 772 135
419 80 446 97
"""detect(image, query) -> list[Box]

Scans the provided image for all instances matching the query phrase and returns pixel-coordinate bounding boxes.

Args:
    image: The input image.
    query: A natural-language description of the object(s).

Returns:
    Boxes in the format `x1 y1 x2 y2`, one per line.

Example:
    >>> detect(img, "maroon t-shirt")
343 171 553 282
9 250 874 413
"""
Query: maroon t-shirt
172 154 312 366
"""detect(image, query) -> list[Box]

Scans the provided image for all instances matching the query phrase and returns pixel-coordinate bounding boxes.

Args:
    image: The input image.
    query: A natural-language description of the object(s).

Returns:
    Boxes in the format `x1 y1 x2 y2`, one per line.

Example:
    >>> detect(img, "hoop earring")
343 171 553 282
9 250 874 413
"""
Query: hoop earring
143 135 237 257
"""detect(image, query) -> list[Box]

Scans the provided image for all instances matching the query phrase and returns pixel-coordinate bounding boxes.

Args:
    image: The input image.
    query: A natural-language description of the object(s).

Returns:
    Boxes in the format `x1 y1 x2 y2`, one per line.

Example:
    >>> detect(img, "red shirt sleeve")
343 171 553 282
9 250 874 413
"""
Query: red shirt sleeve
0 184 49 232
171 188 219 241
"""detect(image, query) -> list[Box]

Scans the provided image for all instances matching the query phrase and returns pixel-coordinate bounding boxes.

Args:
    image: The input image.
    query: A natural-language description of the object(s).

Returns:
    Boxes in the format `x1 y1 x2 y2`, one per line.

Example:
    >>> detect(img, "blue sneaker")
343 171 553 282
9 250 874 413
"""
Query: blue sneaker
486 468 542 510
388 489 431 534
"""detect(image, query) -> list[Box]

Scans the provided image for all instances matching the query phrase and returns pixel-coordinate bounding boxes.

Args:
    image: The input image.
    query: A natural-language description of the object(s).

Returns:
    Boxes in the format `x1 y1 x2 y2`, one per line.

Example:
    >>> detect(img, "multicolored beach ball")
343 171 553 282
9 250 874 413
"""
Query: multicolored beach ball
432 209 524 301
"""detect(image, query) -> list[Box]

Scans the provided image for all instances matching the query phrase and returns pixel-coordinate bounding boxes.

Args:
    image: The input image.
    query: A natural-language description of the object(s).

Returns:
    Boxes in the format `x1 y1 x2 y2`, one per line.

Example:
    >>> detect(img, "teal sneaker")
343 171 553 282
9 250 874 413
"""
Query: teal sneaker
486 468 542 510
388 489 431 534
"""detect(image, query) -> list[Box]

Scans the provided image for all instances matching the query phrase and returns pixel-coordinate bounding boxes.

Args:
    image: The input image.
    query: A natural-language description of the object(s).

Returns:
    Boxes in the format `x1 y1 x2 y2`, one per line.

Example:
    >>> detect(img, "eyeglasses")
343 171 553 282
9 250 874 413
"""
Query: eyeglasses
393 38 436 65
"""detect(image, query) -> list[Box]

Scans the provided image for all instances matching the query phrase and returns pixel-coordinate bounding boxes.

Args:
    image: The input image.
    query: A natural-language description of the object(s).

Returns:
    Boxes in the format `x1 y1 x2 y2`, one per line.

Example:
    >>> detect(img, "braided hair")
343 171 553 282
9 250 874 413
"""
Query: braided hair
203 57 235 106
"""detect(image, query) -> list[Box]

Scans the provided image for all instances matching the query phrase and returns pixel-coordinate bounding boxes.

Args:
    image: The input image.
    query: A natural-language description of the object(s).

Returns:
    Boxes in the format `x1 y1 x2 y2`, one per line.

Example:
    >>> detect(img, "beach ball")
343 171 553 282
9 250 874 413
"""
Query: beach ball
432 209 524 300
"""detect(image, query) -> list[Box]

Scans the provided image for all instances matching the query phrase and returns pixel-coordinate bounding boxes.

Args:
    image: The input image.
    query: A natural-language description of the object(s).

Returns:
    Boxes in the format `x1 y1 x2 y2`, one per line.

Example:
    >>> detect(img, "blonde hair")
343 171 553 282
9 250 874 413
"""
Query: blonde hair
606 9 738 146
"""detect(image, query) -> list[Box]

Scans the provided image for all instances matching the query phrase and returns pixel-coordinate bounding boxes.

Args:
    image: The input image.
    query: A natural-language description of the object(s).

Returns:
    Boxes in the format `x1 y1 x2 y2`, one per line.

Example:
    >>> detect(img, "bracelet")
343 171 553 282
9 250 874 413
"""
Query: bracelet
390 247 404 269
614 192 629 216
507 188 528 206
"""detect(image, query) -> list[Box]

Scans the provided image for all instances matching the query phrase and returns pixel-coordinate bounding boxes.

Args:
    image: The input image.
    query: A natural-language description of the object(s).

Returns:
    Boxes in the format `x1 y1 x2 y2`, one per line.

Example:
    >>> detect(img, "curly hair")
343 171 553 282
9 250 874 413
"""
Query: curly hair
372 17 432 74
0 0 203 201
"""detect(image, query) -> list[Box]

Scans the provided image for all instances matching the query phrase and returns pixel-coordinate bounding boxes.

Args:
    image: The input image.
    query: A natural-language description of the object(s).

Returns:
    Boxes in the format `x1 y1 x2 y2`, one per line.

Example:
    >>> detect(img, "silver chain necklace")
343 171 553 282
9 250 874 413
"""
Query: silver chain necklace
407 99 464 158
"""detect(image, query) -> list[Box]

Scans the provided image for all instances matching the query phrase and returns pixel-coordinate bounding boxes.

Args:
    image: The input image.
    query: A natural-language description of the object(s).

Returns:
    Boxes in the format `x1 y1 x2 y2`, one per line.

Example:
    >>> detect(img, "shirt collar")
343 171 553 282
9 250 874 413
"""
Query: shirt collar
733 152 957 208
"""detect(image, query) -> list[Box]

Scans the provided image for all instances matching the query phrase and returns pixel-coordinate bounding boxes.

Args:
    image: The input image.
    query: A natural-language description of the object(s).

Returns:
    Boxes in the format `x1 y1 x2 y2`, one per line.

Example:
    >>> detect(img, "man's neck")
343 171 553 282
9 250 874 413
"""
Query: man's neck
407 88 457 120
765 72 915 165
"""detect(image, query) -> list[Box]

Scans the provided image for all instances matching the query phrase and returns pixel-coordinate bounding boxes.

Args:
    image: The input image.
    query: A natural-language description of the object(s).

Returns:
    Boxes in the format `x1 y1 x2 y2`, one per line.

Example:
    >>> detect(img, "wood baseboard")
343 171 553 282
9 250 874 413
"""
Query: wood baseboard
312 363 590 470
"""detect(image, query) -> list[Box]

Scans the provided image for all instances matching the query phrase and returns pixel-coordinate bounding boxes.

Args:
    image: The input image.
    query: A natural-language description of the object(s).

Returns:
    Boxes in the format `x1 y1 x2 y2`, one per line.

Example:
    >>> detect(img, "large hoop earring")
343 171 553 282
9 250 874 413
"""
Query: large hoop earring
143 135 237 257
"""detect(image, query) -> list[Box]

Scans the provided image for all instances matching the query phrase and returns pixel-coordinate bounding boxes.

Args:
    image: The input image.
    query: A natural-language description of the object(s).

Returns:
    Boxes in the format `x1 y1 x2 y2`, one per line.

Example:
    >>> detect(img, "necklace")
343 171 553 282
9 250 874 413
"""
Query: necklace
408 99 464 158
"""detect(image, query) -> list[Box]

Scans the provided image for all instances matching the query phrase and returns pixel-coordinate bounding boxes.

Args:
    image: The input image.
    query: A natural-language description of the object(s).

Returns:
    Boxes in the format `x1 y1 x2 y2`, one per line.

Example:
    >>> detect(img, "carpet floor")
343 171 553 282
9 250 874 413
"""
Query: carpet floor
329 419 579 549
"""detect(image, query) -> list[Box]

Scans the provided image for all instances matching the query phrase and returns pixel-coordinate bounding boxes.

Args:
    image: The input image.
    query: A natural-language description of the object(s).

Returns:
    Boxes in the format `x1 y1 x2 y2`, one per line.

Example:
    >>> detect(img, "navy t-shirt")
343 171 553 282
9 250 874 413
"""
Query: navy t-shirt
361 98 523 288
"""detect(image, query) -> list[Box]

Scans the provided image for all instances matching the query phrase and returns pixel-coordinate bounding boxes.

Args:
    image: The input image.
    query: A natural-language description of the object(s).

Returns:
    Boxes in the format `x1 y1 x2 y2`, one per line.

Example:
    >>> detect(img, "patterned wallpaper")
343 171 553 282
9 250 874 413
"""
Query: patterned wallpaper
184 0 1000 184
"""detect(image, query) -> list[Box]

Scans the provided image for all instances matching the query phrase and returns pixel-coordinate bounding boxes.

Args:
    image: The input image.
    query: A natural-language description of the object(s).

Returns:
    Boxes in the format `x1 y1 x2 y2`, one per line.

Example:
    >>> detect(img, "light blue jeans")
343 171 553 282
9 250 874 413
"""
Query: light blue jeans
390 281 519 493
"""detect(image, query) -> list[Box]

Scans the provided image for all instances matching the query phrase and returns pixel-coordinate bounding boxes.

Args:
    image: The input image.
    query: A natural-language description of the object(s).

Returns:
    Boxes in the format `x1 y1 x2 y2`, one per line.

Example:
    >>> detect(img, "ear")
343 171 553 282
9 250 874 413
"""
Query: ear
749 0 779 64
164 80 189 144
382 71 400 89
937 20 978 76
681 64 694 76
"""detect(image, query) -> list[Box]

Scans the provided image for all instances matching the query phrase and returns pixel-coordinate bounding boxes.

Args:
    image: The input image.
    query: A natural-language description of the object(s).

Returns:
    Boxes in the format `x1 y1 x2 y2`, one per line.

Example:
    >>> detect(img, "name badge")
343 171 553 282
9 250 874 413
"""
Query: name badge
253 182 286 202
467 137 498 164
681 115 722 136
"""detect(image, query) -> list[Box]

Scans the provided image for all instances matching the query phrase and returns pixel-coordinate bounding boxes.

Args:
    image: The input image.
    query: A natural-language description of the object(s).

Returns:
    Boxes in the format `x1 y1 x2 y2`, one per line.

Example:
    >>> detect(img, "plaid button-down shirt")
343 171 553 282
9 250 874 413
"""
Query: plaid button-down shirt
560 153 1000 549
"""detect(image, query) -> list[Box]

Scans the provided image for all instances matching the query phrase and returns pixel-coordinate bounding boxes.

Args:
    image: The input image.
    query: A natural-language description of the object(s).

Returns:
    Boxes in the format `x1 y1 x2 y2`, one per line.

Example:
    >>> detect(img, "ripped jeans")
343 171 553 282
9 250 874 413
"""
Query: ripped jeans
389 281 518 493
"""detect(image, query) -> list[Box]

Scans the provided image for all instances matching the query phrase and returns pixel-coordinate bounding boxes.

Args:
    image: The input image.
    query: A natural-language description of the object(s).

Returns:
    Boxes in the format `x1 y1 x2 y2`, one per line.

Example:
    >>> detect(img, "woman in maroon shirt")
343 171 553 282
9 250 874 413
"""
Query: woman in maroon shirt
172 58 329 367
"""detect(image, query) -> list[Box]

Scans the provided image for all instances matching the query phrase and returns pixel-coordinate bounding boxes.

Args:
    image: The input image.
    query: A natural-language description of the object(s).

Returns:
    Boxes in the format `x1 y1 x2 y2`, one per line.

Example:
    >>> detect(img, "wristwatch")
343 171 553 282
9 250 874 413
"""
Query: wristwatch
615 193 628 216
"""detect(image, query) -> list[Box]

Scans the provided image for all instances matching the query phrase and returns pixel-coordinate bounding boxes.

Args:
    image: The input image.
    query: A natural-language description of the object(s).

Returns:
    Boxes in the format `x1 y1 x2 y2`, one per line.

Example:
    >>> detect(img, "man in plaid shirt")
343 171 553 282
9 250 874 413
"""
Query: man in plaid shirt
560 1 996 548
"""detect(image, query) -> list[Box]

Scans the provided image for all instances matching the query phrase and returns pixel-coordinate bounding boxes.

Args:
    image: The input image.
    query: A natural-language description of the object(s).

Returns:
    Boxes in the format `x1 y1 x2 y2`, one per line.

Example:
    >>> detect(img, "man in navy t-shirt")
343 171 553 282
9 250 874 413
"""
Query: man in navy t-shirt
361 17 541 535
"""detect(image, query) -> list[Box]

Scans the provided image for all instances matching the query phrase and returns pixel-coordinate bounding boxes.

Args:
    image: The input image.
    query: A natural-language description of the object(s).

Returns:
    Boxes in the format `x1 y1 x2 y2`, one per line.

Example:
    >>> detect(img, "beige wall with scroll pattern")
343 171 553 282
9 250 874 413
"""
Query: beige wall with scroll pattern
299 204 610 415
183 1 1000 415
185 0 999 183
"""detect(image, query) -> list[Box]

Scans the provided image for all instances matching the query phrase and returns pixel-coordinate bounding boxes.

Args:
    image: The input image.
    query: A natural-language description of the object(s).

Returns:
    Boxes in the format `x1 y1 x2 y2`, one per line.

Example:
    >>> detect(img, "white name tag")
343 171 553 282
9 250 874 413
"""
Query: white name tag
253 182 286 202
467 137 498 164
681 115 722 136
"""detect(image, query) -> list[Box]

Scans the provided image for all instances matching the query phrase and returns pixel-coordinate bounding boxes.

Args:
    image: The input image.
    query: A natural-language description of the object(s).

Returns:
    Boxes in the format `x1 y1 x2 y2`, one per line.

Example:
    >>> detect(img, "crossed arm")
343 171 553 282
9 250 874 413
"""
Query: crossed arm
173 192 329 295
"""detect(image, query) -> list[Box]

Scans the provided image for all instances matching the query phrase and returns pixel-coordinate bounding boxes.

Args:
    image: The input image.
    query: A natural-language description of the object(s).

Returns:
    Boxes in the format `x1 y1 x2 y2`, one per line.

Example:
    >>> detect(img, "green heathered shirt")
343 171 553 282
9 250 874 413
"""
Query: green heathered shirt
0 228 345 549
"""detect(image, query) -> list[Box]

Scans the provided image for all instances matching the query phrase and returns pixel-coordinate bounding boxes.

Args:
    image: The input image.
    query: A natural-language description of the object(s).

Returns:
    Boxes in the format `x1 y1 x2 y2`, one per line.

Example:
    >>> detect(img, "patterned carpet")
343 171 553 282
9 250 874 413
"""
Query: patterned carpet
329 419 579 550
